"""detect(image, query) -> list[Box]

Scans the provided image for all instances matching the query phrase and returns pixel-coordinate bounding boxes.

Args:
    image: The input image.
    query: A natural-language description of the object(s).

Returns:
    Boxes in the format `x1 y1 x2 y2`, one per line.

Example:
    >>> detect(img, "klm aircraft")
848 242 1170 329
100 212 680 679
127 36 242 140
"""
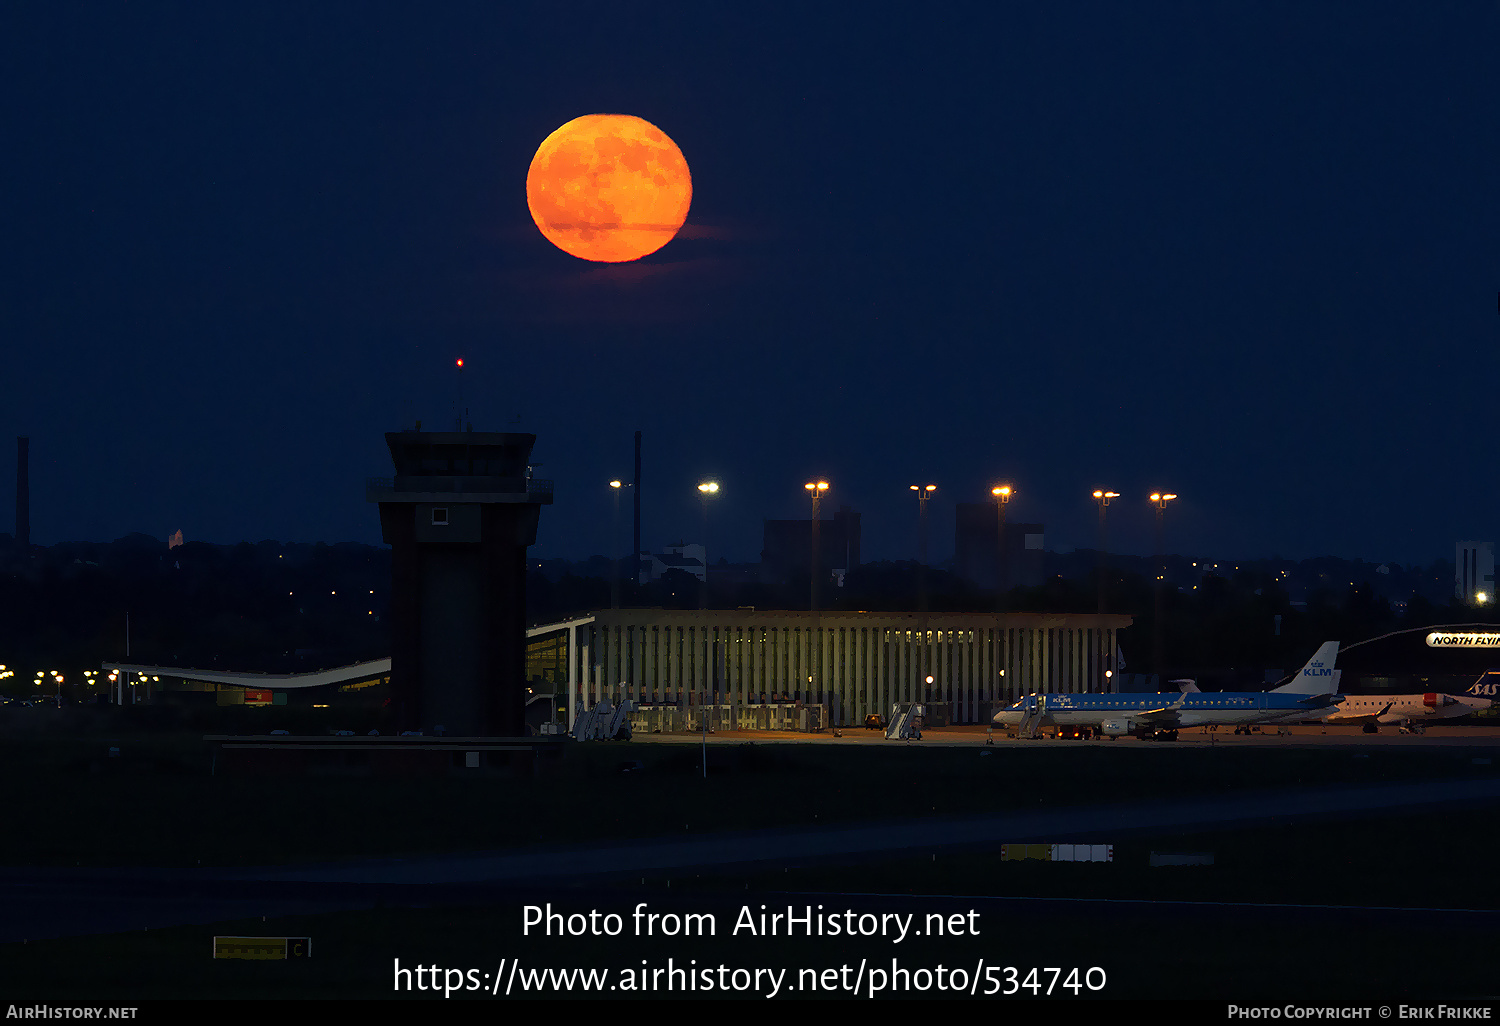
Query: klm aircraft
992 642 1343 740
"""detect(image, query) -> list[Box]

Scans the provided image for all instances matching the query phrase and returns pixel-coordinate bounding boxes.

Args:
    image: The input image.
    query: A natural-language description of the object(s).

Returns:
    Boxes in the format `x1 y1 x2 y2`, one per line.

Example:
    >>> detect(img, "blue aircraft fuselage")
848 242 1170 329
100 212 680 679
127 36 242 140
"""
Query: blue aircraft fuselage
992 690 1340 732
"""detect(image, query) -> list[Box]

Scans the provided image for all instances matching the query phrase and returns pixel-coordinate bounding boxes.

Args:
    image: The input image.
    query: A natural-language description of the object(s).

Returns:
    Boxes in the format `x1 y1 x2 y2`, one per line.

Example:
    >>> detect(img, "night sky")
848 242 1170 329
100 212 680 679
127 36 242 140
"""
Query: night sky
3 3 1496 567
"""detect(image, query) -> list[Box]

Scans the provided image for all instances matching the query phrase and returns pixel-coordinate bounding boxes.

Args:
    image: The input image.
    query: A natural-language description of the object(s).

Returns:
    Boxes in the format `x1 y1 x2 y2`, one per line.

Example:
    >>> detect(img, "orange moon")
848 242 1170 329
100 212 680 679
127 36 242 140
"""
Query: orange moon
526 114 692 263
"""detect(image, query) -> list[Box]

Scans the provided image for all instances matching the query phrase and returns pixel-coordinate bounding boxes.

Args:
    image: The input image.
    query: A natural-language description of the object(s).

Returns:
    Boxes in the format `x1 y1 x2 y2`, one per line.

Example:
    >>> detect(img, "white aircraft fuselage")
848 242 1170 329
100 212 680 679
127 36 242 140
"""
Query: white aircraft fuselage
1309 691 1492 726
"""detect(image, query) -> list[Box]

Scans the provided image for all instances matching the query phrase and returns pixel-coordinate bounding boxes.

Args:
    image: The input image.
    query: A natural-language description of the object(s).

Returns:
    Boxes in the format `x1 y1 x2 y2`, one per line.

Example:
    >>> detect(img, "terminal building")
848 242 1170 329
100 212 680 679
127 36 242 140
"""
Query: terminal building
525 608 1132 731
99 609 1132 732
103 614 1500 729
97 659 390 709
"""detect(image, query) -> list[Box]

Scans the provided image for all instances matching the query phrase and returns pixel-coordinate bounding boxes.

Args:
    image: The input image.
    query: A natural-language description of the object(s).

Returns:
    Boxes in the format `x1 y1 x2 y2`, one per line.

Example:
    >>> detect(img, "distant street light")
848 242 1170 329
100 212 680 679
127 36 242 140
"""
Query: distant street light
804 482 829 613
805 480 829 702
1092 490 1119 615
910 485 937 613
911 483 937 693
697 481 719 609
1093 489 1120 692
991 485 1013 613
1150 492 1178 678
609 480 630 609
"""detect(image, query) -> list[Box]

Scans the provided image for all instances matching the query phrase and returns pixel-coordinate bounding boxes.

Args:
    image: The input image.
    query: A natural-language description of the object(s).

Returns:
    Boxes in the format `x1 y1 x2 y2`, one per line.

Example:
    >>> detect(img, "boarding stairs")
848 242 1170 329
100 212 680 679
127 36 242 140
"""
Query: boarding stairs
884 702 925 740
571 698 636 740
1017 695 1047 739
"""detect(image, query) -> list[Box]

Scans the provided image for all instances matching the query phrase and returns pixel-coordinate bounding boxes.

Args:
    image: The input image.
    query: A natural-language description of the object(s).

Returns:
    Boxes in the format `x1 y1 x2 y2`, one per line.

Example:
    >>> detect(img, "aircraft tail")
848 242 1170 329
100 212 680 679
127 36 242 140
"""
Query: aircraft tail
1170 679 1200 693
1271 641 1340 695
1467 671 1500 699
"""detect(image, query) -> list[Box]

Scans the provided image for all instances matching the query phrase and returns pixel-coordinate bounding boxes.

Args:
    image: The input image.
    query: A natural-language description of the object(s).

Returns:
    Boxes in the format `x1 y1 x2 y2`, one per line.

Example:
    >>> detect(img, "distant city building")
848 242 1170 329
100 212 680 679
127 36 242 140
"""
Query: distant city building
953 502 1044 591
1456 541 1495 604
760 506 860 587
639 542 706 582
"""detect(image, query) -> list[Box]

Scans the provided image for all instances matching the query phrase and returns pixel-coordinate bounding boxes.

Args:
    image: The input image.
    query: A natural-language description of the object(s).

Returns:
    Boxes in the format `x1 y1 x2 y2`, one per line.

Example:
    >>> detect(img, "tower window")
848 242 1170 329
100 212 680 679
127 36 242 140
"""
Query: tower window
432 508 449 526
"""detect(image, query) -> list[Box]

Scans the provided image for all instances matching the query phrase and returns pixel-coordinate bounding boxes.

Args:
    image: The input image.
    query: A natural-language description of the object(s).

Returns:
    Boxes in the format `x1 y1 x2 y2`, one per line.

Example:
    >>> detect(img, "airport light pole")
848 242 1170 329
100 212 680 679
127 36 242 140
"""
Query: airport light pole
1093 489 1119 692
991 484 1013 702
910 485 936 613
1150 492 1177 680
805 481 829 613
1092 490 1119 615
697 481 719 610
911 484 936 693
991 485 1013 613
805 480 828 703
609 480 629 609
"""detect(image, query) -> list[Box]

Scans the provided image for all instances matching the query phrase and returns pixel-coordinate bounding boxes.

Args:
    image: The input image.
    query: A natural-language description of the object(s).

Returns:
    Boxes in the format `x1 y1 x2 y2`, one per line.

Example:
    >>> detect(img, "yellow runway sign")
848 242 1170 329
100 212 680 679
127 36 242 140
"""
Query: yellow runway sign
213 936 311 960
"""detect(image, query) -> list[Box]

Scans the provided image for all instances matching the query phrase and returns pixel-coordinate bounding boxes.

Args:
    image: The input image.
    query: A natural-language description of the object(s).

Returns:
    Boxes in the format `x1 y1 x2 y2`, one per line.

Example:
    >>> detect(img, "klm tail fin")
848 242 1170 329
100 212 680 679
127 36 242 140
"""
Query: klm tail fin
1271 641 1341 695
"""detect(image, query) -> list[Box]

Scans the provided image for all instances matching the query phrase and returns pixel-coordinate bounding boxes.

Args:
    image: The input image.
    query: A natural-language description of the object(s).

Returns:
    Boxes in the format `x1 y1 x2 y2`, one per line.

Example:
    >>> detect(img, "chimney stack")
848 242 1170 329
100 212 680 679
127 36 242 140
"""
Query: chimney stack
15 436 28 548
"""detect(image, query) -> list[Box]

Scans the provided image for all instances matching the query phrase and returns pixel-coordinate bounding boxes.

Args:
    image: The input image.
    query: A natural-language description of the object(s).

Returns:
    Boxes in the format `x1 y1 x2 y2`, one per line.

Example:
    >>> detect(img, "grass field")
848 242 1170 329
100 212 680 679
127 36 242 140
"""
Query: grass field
2 809 1496 1001
2 725 1497 868
2 718 1498 1001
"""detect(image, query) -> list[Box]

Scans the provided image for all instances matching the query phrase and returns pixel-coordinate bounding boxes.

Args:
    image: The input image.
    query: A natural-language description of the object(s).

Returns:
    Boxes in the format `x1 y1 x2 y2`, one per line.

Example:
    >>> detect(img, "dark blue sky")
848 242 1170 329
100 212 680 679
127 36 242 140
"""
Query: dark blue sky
2 3 1496 567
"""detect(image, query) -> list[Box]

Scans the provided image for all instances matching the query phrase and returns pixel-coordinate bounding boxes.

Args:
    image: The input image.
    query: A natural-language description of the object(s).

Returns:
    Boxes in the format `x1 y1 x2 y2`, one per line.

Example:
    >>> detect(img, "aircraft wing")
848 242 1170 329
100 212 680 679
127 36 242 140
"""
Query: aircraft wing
1134 693 1189 724
1324 702 1393 725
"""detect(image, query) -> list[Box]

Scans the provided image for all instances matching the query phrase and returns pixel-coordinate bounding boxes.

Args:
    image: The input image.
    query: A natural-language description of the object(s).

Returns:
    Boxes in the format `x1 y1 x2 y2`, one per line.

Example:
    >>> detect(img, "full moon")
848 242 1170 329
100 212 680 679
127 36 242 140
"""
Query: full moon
526 114 692 263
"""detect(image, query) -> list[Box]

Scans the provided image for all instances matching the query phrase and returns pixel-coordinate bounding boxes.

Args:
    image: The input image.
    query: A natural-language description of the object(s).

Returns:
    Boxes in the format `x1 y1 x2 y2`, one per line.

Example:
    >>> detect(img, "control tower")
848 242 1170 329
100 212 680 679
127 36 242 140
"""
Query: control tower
367 429 553 736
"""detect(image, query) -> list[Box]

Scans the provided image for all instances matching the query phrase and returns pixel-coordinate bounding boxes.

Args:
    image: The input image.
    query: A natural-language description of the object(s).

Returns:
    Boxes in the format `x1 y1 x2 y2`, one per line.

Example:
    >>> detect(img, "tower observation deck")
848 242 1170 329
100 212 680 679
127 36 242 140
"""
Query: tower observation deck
367 429 553 736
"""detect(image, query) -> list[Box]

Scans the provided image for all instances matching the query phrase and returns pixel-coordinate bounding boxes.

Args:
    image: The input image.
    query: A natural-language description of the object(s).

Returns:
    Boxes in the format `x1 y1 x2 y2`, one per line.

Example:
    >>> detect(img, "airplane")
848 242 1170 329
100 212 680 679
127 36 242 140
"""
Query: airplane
991 641 1344 741
1280 673 1496 734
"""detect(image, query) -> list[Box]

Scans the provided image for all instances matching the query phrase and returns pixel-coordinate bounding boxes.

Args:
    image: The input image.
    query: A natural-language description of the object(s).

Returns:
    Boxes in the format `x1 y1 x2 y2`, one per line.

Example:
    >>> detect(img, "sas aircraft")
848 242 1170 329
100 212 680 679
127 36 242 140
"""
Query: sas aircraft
992 642 1343 741
1283 672 1496 733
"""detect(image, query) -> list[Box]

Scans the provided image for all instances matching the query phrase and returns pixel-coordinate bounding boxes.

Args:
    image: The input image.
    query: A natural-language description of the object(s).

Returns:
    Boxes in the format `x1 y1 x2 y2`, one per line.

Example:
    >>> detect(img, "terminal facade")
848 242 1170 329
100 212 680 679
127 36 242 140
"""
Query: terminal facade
529 608 1133 730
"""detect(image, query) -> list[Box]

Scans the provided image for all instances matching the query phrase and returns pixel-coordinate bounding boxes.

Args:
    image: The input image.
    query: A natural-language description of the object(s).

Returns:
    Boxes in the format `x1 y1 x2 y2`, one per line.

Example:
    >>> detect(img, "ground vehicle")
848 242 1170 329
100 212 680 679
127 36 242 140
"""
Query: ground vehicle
1051 724 1094 740
863 713 885 730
